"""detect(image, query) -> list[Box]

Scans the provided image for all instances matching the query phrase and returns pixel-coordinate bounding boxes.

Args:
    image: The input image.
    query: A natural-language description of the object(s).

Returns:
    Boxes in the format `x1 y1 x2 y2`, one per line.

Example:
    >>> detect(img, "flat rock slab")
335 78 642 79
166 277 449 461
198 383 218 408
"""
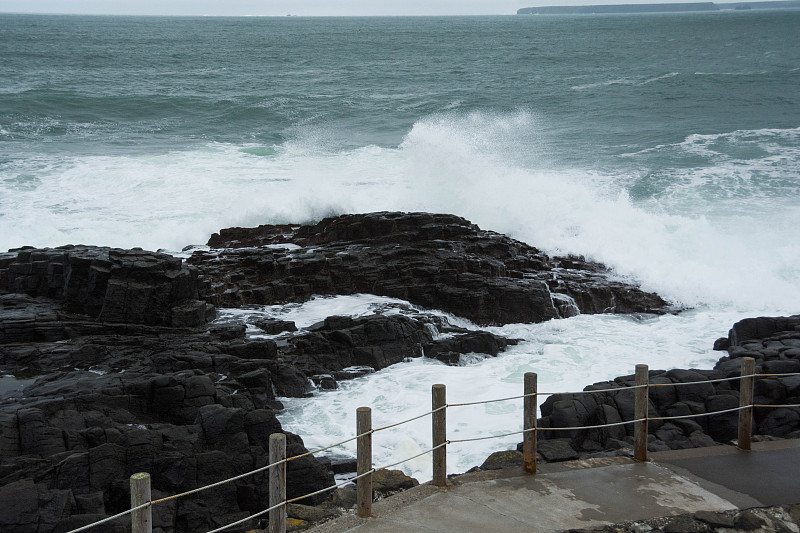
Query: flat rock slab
310 462 739 533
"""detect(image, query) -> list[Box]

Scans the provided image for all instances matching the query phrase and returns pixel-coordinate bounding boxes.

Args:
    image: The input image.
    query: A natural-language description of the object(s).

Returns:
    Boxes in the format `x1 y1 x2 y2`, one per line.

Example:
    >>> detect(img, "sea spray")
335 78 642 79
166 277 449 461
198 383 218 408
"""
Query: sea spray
267 296 746 481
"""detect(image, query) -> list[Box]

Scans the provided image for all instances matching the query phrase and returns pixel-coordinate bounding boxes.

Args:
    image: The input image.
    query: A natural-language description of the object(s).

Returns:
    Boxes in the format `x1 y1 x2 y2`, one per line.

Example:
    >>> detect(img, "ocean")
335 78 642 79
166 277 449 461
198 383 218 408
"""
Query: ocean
1 11 799 480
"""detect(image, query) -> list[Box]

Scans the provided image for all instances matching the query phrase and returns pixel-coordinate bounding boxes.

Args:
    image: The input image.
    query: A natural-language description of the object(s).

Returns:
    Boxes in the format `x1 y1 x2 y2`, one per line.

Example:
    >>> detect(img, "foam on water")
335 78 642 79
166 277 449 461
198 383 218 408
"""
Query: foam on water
266 295 749 481
2 114 799 313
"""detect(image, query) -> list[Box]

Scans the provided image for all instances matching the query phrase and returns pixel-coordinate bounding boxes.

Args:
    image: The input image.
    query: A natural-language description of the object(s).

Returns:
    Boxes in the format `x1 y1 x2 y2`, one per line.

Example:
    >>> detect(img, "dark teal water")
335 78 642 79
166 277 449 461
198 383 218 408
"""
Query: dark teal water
2 13 798 156
1 12 799 310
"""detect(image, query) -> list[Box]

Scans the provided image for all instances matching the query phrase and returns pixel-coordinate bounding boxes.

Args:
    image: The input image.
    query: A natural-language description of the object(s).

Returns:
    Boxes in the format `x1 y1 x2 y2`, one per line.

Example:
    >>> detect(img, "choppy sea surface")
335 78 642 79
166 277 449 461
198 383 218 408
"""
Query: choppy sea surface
2 12 799 479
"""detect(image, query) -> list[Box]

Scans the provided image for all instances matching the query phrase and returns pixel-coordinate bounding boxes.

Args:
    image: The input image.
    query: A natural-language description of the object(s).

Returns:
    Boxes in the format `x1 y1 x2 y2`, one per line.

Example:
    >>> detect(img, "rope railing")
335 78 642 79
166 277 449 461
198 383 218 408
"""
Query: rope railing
449 393 525 407
63 501 151 533
71 355 800 533
536 383 648 396
649 375 745 386
539 418 649 432
372 404 443 432
204 441 451 533
205 467 378 533
72 407 438 531
380 442 447 471
648 406 748 421
449 429 525 444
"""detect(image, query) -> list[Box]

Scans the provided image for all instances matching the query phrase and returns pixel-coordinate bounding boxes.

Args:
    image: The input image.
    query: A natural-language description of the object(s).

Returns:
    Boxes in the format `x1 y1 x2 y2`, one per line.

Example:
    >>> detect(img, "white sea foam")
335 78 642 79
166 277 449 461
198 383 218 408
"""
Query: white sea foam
2 116 798 312
3 114 799 480
269 295 748 481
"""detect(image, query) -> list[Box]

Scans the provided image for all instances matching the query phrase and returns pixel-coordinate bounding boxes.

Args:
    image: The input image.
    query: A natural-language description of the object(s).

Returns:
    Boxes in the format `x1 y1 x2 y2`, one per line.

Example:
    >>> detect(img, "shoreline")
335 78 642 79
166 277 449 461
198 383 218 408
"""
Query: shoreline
1 212 797 532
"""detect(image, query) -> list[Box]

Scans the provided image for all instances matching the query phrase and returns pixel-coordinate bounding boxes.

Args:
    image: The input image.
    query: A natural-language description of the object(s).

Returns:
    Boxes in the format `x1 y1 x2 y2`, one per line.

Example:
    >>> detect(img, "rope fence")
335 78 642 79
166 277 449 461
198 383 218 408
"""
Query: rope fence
68 357 800 533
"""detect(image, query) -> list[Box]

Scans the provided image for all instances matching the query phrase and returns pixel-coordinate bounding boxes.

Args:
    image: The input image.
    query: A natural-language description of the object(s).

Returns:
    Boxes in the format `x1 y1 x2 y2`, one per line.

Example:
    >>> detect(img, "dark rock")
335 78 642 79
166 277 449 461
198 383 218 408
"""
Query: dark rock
53 514 126 533
695 510 734 527
734 509 767 530
480 450 524 470
0 246 213 329
330 458 357 475
665 369 714 403
286 503 341 523
252 318 298 334
0 479 39 533
758 408 800 438
331 487 357 509
208 323 246 340
704 394 739 442
191 212 671 326
728 316 800 346
371 468 419 497
537 440 579 462
713 337 731 351
311 374 337 390
663 515 702 533
74 492 105 515
424 331 509 359
286 442 335 505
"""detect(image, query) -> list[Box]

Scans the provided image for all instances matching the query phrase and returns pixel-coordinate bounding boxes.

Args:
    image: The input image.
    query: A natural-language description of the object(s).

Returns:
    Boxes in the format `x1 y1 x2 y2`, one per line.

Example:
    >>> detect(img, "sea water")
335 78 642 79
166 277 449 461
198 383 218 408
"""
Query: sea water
2 12 799 479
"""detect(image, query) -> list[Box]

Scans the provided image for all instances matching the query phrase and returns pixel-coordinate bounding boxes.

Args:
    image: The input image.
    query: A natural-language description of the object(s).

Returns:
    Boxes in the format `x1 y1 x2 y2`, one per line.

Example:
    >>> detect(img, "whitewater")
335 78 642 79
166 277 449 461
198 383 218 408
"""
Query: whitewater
1 12 799 480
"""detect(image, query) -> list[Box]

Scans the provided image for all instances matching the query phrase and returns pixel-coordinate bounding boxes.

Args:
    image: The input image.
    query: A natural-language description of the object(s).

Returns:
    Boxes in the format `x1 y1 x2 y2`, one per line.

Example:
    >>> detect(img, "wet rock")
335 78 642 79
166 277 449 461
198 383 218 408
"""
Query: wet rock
331 487 357 509
371 468 419 497
735 509 768 530
0 479 39 533
286 503 341 523
0 246 213 330
192 212 671 326
534 315 800 456
480 450 524 470
537 439 579 462
695 509 735 527
252 318 298 334
663 515 702 533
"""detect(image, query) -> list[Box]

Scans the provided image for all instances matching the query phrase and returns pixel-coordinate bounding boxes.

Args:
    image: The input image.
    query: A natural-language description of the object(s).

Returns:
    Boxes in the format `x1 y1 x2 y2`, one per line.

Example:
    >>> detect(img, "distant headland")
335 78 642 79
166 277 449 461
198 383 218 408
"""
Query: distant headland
518 0 800 14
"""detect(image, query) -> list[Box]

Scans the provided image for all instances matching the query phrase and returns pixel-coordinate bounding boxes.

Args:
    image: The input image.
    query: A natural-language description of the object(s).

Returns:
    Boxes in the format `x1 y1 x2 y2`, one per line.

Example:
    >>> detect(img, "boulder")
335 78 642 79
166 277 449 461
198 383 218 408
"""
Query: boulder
371 468 419 497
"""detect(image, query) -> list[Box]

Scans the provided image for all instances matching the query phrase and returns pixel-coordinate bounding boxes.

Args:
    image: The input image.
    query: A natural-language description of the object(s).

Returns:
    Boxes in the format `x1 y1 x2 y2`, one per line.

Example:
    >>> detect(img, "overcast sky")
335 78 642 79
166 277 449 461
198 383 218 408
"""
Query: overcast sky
0 0 697 16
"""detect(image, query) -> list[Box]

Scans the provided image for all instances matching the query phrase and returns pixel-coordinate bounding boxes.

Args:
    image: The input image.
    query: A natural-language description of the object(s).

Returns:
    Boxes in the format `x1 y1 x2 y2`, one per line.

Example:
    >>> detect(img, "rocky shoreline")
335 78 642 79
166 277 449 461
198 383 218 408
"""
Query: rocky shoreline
1 212 797 533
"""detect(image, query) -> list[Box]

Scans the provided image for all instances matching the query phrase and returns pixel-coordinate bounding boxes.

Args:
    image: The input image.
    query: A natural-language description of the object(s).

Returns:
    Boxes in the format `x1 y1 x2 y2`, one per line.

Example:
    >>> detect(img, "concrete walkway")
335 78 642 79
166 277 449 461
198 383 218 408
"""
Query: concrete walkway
307 439 800 533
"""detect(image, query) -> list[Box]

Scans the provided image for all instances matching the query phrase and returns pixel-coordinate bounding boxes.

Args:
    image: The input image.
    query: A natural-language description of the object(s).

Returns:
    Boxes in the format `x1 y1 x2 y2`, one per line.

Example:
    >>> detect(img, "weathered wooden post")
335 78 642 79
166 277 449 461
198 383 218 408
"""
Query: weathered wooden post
738 357 756 451
356 407 373 518
634 364 649 462
130 472 152 533
269 433 286 533
432 384 447 487
523 372 537 474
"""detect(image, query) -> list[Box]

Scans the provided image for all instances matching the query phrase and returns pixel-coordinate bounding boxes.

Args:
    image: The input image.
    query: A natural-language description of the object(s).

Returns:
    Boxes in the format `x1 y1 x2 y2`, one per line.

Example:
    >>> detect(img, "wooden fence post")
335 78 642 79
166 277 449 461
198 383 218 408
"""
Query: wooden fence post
432 384 447 487
738 357 755 451
634 364 649 462
356 407 373 518
130 472 152 533
269 433 286 533
523 372 537 474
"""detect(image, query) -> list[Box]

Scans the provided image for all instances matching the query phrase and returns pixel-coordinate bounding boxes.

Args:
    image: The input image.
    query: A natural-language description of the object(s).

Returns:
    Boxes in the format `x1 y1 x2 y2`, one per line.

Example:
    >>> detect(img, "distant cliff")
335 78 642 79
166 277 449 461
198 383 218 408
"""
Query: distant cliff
517 0 800 14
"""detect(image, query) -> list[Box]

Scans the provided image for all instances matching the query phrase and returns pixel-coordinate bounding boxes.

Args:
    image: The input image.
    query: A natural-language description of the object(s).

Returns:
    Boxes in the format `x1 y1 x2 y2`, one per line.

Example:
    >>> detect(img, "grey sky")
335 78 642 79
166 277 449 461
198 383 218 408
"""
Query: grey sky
0 0 698 16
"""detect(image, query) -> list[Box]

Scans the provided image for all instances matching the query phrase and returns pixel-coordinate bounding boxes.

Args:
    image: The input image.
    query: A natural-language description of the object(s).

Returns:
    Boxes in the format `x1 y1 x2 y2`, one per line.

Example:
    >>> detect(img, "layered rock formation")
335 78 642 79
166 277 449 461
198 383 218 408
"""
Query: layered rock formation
189 212 671 325
536 315 800 458
2 212 794 532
